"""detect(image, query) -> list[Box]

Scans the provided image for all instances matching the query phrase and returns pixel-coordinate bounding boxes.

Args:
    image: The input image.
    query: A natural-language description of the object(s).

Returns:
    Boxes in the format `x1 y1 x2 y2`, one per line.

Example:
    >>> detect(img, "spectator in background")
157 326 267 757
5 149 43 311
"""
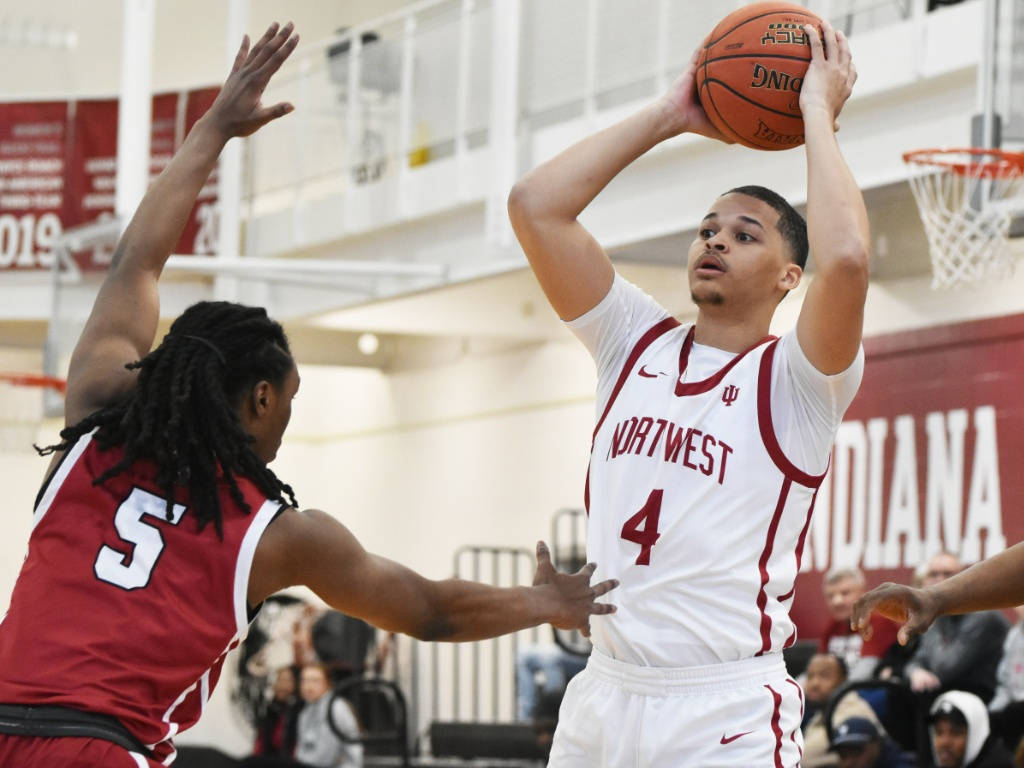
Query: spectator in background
905 553 1009 704
820 567 900 680
294 663 362 768
239 663 361 768
829 717 916 768
989 606 1024 754
251 666 301 758
516 640 589 722
803 654 884 768
929 692 1014 768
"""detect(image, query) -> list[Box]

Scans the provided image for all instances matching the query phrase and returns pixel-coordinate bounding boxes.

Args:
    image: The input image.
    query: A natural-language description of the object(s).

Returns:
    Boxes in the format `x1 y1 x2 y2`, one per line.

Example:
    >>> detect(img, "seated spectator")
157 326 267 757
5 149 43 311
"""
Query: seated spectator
803 654 884 768
820 567 900 680
252 666 301 758
240 663 362 768
929 691 1014 768
294 663 363 768
515 640 588 722
989 606 1024 754
829 716 916 768
906 553 1009 704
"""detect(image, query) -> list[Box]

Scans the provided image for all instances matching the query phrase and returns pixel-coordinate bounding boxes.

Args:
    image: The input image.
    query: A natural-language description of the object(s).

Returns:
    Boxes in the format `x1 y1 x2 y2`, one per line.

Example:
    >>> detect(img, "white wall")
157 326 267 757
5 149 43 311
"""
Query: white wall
0 0 417 97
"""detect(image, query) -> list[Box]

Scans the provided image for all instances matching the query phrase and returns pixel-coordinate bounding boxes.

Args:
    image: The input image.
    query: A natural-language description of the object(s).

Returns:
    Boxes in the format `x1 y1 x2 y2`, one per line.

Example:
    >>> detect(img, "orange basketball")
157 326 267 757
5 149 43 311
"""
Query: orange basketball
696 2 822 151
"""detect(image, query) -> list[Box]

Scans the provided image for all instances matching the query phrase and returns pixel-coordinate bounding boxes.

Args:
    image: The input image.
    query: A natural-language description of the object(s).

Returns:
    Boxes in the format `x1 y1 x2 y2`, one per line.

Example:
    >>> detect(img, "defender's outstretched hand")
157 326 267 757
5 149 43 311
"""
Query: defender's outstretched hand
532 541 617 637
62 21 301 427
851 583 941 647
208 21 300 139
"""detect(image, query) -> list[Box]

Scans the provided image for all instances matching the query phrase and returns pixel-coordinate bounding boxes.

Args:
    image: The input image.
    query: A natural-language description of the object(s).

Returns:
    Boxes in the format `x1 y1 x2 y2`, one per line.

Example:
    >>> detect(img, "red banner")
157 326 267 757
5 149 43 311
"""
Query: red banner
0 101 68 269
791 314 1024 638
0 86 220 271
65 99 119 269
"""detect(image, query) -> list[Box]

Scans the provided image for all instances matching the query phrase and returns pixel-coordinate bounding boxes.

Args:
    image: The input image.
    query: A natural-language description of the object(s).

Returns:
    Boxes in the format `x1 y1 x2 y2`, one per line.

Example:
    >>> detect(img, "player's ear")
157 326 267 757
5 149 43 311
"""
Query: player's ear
251 380 273 415
779 263 802 292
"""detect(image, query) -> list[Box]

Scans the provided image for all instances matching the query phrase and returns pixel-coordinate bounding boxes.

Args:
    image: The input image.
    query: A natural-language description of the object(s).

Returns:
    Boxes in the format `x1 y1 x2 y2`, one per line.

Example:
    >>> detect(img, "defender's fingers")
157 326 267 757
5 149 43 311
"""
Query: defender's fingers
250 21 295 71
230 35 251 75
246 22 280 64
580 624 592 638
249 102 295 131
535 541 552 565
263 31 300 76
897 624 916 646
591 578 619 597
589 601 616 615
577 561 598 577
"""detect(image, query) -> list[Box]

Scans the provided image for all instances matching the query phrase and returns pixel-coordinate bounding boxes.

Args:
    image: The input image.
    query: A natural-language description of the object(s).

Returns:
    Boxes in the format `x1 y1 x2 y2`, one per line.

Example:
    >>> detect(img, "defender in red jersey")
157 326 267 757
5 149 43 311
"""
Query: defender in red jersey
0 23 617 767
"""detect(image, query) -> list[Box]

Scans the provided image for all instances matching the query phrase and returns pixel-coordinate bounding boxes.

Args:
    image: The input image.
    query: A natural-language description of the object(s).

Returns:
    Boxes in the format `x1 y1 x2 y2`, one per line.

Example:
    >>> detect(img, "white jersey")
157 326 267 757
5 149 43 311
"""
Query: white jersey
569 275 862 669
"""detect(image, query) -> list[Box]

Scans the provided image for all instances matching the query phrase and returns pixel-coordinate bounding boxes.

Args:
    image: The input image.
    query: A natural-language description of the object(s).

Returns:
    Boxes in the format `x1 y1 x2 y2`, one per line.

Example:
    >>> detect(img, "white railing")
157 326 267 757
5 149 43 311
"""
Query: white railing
241 0 930 252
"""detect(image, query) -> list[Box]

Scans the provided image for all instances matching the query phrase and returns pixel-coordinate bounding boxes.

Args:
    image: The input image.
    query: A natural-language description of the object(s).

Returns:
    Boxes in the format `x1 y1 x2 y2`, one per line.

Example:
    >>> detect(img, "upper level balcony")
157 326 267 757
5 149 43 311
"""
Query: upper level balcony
0 0 1016 364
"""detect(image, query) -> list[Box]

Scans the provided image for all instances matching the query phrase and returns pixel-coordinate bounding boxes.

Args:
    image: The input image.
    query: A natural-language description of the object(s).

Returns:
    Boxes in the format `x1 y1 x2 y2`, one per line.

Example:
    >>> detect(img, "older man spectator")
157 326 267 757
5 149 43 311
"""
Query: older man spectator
905 552 1009 705
820 567 901 680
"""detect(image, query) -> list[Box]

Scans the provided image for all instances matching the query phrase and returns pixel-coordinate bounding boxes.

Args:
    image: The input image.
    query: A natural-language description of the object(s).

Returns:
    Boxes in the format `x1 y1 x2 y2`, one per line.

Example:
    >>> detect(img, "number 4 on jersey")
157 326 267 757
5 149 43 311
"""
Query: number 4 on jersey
620 489 663 565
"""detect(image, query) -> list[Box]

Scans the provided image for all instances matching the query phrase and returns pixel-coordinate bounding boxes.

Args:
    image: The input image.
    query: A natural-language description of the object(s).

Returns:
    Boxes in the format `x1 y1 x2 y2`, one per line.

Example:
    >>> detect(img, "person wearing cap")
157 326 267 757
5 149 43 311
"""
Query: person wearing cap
929 691 1013 768
830 716 916 768
803 654 884 768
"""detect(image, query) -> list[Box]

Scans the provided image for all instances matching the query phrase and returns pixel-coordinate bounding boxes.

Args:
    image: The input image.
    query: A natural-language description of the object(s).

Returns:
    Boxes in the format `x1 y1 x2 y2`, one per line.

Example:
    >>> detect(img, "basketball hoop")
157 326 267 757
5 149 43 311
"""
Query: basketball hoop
903 148 1024 290
0 373 66 453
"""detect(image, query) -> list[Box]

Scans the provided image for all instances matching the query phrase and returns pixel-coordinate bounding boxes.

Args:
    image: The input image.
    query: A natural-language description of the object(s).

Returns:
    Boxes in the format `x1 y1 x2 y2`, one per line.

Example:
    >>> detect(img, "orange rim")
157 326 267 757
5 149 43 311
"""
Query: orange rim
0 373 67 394
903 147 1024 178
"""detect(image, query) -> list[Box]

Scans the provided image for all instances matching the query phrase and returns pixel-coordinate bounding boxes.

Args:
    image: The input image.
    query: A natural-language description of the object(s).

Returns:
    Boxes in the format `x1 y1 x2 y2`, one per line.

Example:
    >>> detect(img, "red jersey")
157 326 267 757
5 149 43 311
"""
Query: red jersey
819 614 900 673
0 431 284 762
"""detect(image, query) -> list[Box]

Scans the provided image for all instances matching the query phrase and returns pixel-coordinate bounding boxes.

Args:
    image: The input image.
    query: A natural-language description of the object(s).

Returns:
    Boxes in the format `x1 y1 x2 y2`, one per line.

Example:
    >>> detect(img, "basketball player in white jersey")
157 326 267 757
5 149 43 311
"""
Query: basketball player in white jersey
508 19 868 768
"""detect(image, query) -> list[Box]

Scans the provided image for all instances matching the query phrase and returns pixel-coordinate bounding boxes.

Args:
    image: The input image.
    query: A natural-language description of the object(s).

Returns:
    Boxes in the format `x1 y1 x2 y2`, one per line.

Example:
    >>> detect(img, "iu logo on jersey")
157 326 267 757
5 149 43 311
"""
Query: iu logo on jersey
722 385 740 406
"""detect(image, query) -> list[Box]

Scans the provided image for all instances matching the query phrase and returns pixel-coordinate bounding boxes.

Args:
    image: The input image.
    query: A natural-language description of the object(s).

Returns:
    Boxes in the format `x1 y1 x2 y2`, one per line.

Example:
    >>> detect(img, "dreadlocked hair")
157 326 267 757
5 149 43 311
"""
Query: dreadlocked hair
38 301 299 538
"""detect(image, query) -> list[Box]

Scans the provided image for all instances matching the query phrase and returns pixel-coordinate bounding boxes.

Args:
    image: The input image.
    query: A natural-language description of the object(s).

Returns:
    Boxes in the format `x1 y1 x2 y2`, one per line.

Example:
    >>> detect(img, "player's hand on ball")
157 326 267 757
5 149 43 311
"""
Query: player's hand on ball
799 18 856 129
532 541 617 635
659 46 734 144
851 582 940 647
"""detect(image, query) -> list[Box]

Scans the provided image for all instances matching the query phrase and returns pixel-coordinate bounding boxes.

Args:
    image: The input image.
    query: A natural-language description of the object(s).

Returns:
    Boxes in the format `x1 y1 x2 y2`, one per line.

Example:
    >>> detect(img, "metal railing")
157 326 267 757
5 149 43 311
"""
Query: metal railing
241 0 928 251
399 509 589 754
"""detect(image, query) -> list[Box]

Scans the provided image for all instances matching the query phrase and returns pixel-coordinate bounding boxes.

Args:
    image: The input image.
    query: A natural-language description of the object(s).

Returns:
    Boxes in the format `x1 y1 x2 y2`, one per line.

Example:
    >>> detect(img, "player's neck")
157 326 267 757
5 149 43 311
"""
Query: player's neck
692 311 773 354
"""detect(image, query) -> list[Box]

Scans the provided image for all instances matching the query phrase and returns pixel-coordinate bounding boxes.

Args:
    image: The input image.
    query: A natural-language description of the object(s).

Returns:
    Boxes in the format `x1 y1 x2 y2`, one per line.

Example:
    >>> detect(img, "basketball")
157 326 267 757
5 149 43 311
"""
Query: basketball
696 2 822 151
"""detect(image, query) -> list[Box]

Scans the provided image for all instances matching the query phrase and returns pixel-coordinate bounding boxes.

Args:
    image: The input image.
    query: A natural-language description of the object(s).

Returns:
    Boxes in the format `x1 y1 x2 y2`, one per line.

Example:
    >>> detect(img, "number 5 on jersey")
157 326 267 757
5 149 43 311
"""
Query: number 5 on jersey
94 488 186 590
620 489 663 565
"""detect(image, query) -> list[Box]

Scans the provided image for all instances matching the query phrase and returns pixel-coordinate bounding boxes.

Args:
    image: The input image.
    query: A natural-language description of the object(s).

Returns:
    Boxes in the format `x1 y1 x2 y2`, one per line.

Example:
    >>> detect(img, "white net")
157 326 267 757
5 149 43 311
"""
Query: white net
904 149 1024 290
